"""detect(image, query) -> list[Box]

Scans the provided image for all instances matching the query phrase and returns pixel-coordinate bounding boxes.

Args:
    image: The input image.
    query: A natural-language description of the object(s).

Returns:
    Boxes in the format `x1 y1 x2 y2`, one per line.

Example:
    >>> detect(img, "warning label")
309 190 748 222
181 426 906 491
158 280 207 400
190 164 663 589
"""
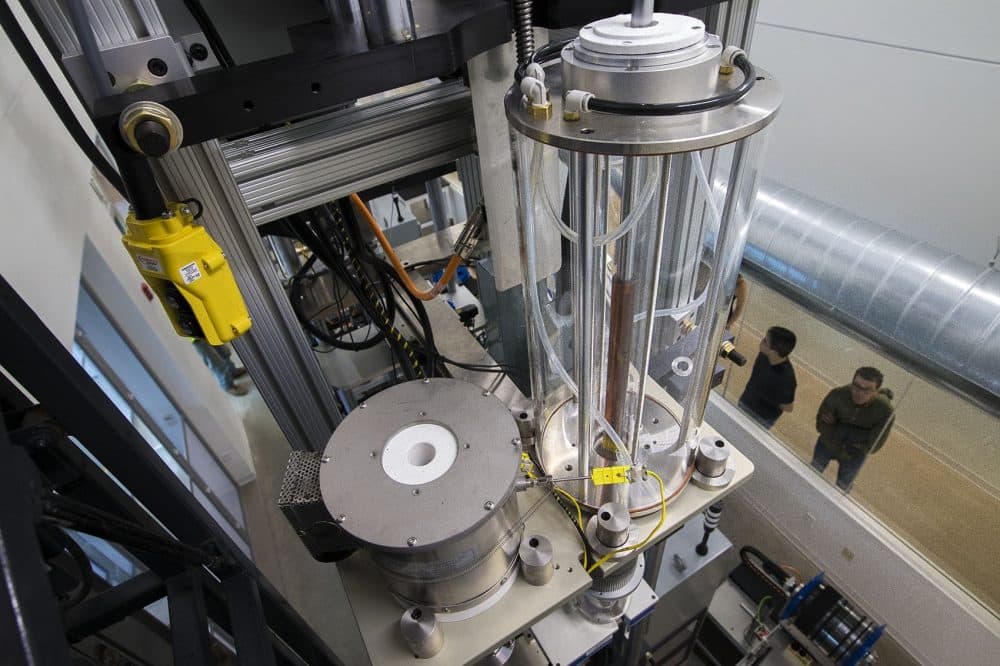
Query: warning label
136 254 163 274
179 261 203 284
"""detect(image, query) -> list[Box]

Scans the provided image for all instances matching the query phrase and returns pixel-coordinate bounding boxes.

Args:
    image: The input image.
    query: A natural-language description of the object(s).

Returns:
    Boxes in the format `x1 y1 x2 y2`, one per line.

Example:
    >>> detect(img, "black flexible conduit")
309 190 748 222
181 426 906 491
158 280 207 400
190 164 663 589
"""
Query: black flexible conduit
0 2 126 197
588 53 757 116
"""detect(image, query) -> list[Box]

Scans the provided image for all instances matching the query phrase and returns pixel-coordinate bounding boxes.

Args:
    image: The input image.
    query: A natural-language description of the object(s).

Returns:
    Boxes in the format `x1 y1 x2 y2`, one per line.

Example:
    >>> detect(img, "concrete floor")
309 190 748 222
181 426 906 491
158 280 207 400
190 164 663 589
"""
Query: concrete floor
230 387 369 665
721 279 1000 614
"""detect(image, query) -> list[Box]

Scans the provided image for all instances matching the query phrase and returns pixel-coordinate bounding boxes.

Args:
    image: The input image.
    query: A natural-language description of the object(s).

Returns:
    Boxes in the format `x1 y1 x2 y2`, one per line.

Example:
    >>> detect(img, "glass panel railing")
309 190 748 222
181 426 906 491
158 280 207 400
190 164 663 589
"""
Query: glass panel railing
719 274 1000 616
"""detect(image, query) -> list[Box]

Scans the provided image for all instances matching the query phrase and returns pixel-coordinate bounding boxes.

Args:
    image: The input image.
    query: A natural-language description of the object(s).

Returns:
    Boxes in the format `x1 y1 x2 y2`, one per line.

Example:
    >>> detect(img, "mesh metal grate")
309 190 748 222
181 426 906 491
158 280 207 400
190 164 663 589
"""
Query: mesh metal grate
278 451 324 506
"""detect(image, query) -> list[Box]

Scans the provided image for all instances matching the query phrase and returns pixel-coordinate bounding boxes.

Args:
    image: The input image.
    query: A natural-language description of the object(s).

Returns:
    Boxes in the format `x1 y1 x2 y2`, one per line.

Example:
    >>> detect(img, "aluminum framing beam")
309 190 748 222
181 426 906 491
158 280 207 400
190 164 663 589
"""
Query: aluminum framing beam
157 142 342 452
221 81 476 226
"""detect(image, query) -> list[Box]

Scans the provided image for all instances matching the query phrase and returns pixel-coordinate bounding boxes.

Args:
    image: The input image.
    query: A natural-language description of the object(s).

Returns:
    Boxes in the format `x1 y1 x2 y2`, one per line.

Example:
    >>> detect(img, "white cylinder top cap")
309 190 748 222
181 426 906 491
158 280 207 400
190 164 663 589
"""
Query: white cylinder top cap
381 422 458 486
578 13 706 56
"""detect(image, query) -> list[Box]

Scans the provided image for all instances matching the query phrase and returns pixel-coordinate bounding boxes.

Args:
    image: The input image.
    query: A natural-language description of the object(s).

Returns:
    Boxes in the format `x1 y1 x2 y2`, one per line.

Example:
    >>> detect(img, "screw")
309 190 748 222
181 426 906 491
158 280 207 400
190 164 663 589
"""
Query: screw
419 411 426 417
484 501 495 510
188 42 209 61
360 403 367 409
333 514 346 523
482 390 491 396
297 530 306 536
412 489 420 495
147 57 168 77
181 206 191 215
321 456 330 463
407 537 417 547
370 451 377 458
161 210 172 219
512 437 521 446
422 378 430 384
464 443 471 449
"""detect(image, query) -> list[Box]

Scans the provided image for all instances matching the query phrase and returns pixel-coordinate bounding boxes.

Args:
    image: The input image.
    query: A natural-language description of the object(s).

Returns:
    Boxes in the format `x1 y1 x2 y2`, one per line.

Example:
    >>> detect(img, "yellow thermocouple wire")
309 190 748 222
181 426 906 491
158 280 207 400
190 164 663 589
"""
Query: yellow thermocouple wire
586 469 667 573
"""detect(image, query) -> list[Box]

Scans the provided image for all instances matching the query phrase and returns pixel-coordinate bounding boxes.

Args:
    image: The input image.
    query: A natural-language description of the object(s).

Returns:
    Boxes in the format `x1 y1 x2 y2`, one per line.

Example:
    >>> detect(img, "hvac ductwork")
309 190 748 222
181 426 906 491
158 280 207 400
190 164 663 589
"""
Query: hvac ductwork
744 180 999 415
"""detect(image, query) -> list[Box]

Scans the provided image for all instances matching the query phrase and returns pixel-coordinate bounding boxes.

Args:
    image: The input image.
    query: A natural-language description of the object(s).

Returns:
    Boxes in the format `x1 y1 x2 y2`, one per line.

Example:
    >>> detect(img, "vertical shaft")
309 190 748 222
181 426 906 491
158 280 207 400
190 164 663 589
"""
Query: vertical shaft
630 157 674 461
425 177 457 295
572 153 596 488
630 0 655 27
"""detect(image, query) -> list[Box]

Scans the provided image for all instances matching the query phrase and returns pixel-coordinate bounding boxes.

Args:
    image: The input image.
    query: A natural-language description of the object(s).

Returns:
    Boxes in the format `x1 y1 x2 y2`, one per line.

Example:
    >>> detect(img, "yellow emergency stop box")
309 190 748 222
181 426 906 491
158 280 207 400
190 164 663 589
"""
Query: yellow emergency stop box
122 202 251 345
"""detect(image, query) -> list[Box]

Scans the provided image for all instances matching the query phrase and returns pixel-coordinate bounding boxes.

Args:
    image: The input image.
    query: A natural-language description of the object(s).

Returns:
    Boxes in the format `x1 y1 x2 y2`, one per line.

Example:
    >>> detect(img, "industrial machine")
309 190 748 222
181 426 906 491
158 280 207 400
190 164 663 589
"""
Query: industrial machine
0 0 887 664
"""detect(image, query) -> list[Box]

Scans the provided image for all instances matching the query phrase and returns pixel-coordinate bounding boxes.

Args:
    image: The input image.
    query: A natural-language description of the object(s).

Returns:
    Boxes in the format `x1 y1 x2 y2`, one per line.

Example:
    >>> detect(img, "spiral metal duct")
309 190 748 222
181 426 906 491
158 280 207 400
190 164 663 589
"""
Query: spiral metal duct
744 180 1000 415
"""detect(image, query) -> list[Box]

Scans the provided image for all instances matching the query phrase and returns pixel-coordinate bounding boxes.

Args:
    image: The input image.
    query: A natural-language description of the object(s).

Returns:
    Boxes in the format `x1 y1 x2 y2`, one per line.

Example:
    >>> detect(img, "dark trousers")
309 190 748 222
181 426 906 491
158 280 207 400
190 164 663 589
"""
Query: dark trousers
810 439 866 492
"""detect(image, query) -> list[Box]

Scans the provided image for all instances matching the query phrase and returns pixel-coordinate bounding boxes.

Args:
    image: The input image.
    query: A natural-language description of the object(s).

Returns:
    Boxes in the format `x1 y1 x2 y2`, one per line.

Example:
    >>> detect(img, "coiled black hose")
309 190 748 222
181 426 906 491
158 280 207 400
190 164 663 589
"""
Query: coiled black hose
588 52 757 116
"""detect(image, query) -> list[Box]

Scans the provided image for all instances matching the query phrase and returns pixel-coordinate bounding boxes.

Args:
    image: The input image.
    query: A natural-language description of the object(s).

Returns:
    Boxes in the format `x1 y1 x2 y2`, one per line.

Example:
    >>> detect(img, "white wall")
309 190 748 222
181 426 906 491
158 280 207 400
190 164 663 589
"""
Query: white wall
751 0 1000 266
708 396 1000 665
0 3 253 483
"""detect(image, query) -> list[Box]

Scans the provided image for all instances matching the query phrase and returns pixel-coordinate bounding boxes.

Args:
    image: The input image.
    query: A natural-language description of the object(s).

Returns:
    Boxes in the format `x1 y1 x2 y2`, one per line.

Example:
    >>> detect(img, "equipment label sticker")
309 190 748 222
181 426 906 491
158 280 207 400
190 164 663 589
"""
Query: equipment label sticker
136 254 163 274
180 261 202 284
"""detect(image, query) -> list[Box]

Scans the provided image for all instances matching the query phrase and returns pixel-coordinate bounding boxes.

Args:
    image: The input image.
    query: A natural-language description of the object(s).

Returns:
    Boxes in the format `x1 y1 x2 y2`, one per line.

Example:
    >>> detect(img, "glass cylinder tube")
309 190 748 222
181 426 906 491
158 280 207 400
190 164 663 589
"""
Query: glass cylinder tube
507 20 780 514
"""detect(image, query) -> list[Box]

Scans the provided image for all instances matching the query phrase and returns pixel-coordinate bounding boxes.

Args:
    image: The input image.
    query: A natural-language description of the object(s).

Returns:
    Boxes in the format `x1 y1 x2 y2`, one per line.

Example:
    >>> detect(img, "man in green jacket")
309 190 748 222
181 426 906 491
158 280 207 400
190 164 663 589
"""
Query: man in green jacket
811 367 895 492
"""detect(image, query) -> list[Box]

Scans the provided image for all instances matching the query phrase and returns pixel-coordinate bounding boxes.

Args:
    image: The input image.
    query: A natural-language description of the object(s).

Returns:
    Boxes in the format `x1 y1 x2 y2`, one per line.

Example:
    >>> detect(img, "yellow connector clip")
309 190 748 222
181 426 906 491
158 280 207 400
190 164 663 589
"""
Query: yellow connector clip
590 465 630 486
122 203 252 344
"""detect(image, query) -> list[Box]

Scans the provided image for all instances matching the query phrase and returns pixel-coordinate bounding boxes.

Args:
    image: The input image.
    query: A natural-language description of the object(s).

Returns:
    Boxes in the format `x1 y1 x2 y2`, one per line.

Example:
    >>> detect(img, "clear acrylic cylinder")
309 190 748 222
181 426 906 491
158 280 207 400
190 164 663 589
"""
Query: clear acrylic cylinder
506 41 780 515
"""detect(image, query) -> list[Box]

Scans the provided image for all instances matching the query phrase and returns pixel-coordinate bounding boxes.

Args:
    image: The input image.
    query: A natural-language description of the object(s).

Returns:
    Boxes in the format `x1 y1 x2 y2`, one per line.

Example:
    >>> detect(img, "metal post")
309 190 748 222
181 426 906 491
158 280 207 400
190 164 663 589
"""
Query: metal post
630 157 674 460
630 0 655 27
677 141 749 448
0 433 73 665
571 152 596 488
425 177 457 294
224 572 278 666
65 571 167 641
167 569 212 666
157 141 342 452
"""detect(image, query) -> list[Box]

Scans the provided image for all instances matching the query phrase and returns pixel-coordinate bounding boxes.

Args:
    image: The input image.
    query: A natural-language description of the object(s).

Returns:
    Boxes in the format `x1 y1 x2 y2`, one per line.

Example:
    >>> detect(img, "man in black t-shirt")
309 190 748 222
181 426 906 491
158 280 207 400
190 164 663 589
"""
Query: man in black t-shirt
738 326 797 429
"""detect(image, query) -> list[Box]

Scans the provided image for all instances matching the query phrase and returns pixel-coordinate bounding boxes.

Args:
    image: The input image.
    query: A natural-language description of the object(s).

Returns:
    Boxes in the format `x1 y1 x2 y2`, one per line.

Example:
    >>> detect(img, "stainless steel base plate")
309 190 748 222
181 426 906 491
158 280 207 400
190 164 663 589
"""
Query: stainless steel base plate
537 395 692 516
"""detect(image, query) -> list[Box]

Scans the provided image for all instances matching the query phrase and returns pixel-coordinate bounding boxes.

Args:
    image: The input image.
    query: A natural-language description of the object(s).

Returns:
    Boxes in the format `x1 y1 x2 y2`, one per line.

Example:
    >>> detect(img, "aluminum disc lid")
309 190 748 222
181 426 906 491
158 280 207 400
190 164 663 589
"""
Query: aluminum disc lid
319 378 521 551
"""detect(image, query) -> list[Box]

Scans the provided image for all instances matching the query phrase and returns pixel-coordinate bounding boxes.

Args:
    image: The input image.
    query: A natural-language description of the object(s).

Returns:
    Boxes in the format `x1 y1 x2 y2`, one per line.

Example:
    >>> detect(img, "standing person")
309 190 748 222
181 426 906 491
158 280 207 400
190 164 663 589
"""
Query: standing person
192 340 251 396
812 367 894 491
738 326 797 429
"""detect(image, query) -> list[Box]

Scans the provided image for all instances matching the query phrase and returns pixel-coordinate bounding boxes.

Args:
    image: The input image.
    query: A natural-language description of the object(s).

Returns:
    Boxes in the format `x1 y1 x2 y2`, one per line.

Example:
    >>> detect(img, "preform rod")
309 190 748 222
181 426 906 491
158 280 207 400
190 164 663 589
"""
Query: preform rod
630 0 655 27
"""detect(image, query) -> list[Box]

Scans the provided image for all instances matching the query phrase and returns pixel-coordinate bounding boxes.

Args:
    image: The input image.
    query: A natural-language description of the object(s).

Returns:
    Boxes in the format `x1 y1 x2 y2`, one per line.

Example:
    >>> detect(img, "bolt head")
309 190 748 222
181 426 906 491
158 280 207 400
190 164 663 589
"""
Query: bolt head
321 456 330 463
407 537 417 547
161 210 172 219
181 206 191 215
369 451 377 458
333 514 346 524
512 437 521 446
483 500 495 510
422 378 430 384
359 403 367 409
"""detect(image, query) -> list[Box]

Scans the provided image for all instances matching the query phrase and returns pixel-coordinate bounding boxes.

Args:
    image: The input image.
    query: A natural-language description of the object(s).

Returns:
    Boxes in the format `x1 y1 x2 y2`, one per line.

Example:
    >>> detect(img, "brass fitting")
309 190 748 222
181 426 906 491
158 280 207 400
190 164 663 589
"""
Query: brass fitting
529 101 553 119
119 101 183 157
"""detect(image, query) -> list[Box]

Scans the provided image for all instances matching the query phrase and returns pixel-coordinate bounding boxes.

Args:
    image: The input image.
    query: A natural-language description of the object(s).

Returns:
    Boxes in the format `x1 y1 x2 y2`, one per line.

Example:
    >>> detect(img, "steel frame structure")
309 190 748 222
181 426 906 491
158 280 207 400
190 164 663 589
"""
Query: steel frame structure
0 274 342 665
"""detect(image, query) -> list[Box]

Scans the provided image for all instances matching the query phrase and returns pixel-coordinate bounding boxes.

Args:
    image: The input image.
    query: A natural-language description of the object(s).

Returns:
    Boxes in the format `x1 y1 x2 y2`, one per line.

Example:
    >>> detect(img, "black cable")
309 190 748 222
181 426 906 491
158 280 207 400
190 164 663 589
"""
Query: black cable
515 37 573 82
181 0 236 68
289 254 385 351
588 54 757 116
40 525 94 608
291 214 419 378
740 545 790 598
42 494 219 567
0 2 126 197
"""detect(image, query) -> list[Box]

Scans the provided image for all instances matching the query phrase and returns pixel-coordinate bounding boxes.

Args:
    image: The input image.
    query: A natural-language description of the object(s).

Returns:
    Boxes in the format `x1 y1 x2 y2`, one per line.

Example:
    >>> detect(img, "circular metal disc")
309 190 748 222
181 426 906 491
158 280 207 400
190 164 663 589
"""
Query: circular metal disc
537 396 691 516
319 379 521 550
506 66 781 155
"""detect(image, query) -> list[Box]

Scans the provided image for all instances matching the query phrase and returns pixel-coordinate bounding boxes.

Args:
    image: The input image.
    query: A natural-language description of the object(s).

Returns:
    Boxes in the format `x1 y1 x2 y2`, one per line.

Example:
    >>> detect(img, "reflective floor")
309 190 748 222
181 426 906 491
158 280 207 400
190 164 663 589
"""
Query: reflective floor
720 277 1000 615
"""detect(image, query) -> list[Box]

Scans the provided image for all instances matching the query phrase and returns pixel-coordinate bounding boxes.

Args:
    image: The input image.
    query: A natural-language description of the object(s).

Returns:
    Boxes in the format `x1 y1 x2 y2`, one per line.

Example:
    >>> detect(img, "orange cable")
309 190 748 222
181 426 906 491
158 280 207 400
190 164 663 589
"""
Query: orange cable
350 193 462 301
